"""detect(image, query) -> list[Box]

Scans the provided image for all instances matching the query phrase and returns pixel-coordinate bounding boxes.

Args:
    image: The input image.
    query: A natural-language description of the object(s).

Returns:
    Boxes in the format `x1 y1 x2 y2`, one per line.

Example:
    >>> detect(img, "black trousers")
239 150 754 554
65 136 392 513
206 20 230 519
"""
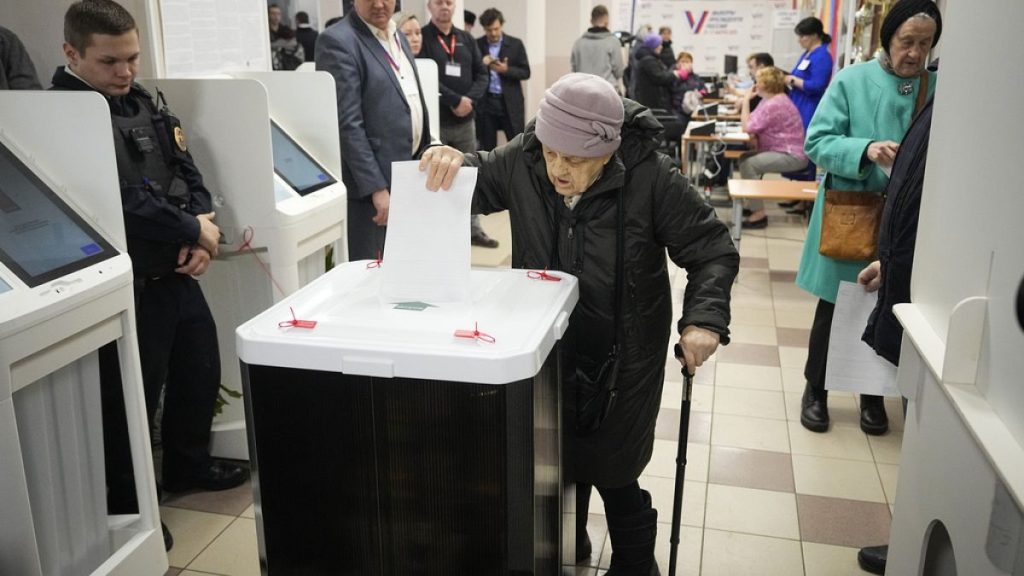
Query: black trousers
804 298 835 391
476 93 520 152
100 273 221 506
136 274 221 479
577 480 645 533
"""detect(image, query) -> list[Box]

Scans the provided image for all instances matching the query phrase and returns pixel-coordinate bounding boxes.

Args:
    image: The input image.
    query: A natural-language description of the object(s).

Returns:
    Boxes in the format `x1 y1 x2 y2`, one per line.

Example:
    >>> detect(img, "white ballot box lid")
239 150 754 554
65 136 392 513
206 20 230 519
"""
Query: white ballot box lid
236 261 579 384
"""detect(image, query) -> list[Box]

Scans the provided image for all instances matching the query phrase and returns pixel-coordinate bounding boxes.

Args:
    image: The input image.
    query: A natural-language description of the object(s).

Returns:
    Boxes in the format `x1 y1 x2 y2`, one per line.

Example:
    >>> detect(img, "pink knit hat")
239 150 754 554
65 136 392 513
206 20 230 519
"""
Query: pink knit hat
535 73 624 158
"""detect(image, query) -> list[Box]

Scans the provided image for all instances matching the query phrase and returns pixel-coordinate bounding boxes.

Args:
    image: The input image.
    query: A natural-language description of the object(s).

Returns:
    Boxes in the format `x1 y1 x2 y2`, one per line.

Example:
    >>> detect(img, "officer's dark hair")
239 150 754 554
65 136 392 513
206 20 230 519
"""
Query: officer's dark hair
479 8 504 28
464 10 476 27
747 52 775 68
295 11 310 25
65 0 137 55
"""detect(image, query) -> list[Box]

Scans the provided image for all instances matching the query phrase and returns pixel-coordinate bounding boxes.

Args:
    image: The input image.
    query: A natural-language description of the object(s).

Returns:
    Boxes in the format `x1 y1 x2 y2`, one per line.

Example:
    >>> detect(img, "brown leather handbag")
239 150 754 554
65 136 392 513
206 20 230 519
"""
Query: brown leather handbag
818 186 886 261
819 72 929 262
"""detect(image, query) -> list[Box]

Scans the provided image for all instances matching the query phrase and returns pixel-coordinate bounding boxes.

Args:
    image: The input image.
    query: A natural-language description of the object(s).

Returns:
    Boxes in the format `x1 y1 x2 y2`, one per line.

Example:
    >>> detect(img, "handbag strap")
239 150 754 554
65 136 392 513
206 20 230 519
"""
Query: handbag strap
914 71 929 118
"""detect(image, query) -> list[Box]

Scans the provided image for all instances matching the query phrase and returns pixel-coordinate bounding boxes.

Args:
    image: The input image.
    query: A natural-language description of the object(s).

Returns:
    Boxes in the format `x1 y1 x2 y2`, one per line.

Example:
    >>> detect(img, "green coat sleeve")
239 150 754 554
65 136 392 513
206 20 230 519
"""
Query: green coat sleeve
805 74 874 181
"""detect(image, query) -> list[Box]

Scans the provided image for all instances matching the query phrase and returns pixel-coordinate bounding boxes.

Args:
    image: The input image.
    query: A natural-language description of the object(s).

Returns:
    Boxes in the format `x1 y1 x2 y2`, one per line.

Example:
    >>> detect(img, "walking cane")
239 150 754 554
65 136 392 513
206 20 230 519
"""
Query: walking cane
668 343 694 576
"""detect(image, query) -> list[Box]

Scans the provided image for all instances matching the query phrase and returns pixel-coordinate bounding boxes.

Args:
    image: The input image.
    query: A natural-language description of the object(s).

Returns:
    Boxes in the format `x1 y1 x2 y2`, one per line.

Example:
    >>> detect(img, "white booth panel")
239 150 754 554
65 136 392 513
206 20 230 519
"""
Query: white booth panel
0 93 166 576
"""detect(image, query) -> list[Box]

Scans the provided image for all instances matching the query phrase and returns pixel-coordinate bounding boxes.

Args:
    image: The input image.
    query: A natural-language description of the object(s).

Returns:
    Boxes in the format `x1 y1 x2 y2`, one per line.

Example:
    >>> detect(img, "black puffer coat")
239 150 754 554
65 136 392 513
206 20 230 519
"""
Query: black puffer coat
466 100 738 487
632 46 678 112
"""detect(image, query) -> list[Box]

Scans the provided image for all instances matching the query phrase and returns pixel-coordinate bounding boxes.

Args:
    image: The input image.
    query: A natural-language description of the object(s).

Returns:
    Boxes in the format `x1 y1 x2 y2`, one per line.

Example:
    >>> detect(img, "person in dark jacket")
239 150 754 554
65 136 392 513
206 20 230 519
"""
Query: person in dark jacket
294 11 318 62
854 93 935 576
1 25 42 89
475 8 530 152
633 33 681 111
51 0 248 551
420 72 738 575
657 26 676 69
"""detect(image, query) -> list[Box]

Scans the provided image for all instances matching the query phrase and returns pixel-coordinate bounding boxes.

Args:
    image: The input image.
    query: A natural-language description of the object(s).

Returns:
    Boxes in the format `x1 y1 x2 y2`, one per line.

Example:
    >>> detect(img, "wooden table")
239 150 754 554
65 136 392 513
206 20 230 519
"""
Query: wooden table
727 179 818 242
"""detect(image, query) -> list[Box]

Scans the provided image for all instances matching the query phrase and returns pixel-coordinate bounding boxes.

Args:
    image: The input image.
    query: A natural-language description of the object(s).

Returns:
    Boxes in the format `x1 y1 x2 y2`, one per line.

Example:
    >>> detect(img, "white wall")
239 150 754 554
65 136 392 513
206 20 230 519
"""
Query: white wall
912 0 1024 443
0 0 156 82
545 0 591 89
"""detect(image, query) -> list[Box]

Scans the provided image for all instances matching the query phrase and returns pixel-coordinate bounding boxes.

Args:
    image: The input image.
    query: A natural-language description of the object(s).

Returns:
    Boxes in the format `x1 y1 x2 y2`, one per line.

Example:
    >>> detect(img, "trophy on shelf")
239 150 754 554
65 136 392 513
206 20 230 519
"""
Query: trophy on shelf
850 0 893 65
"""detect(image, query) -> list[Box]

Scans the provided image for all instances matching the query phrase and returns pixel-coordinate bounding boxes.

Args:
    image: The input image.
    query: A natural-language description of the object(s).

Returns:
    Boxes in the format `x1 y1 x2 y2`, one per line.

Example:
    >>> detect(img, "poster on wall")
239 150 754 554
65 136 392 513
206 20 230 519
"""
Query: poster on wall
159 0 270 77
629 0 775 76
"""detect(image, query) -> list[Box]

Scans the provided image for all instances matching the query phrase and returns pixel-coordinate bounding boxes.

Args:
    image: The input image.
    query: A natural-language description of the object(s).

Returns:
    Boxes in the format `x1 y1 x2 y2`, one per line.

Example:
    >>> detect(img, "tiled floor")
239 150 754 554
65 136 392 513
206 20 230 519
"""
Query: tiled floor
160 204 900 575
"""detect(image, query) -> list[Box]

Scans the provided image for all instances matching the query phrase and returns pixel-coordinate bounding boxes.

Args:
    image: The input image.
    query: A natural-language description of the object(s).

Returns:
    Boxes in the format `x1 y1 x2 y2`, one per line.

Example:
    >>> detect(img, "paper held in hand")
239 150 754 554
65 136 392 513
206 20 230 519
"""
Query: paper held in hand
825 281 900 397
380 161 478 304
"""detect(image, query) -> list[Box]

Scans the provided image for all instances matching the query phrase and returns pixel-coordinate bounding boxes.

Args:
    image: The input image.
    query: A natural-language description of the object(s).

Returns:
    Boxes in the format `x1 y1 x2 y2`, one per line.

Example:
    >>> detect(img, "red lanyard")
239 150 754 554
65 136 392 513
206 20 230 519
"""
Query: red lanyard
383 33 401 73
437 34 457 63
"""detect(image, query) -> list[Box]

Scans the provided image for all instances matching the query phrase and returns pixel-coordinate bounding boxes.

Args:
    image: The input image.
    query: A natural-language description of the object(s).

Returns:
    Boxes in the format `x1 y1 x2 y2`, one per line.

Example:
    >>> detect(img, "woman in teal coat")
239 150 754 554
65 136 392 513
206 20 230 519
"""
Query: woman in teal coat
796 0 940 437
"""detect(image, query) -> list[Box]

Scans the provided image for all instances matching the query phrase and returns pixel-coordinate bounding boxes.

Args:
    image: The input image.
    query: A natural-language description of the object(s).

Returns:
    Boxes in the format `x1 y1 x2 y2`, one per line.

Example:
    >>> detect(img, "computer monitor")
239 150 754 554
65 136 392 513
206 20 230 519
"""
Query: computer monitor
0 141 116 288
270 120 337 196
724 54 738 75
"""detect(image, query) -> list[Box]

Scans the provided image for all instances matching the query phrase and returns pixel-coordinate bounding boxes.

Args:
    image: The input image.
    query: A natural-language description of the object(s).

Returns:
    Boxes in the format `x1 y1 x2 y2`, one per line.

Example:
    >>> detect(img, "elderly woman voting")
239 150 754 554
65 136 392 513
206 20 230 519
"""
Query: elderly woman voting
420 73 738 574
796 0 940 436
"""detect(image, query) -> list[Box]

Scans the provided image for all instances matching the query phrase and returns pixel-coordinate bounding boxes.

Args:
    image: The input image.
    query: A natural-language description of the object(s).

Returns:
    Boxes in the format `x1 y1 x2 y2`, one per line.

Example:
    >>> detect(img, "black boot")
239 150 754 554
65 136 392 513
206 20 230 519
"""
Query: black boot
605 490 661 576
857 544 888 574
577 508 593 557
800 383 829 433
859 395 889 435
162 522 174 551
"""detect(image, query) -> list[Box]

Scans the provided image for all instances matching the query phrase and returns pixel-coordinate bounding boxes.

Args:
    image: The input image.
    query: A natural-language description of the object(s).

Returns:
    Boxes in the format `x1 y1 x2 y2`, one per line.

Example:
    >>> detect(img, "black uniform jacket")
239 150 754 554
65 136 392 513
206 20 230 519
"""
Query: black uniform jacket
50 66 212 274
465 100 739 486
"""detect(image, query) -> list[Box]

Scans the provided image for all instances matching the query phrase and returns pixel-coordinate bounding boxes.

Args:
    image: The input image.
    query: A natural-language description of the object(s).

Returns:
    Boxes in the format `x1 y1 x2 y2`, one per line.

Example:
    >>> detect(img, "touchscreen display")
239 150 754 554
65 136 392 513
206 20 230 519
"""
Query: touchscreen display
0 142 116 288
270 121 336 196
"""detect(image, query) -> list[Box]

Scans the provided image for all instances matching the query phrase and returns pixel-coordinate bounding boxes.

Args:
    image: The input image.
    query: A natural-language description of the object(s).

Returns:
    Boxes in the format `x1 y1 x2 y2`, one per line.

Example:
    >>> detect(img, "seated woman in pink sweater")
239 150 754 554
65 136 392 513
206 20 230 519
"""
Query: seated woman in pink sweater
739 66 809 228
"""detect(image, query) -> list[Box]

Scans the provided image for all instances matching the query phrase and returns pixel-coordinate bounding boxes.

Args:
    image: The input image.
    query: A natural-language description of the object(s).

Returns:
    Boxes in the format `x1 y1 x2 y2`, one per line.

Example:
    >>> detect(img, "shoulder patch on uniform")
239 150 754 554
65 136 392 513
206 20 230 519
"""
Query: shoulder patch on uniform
173 126 187 152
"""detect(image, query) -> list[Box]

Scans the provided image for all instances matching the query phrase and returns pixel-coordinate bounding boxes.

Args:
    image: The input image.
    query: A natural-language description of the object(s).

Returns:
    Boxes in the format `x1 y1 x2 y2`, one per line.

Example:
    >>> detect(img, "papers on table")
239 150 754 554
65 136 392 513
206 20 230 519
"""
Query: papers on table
380 161 478 304
825 281 900 397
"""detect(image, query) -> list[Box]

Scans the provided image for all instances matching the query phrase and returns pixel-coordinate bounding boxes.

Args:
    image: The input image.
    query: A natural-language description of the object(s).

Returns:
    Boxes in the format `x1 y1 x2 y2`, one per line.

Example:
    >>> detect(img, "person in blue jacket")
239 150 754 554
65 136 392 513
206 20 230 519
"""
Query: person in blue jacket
785 17 833 129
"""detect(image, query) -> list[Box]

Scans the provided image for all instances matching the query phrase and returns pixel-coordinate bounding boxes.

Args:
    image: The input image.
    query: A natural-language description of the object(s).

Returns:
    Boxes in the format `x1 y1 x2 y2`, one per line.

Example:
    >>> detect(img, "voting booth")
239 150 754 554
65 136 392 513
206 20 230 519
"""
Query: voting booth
0 92 165 576
137 72 346 459
884 4 1024 573
236 261 577 575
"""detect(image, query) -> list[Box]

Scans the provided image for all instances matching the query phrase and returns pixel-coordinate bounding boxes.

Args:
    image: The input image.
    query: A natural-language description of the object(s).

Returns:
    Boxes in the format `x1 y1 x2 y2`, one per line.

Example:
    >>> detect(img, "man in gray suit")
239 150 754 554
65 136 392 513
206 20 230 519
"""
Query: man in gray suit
315 0 435 261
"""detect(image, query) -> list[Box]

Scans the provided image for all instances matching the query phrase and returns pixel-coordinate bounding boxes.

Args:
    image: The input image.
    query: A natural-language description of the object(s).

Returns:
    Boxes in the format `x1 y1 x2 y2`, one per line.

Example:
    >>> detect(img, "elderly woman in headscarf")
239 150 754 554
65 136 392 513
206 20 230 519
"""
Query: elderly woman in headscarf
796 0 940 438
420 73 738 574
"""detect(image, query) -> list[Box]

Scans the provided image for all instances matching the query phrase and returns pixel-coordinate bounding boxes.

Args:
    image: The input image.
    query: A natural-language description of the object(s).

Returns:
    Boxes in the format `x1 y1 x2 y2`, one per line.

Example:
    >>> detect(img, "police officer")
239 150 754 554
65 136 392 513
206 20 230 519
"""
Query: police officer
50 0 247 547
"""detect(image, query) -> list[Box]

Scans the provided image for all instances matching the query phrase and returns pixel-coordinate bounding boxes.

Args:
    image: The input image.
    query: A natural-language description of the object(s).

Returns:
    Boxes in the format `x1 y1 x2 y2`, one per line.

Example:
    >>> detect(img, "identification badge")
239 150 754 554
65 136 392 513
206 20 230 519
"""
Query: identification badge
445 62 462 77
797 59 811 71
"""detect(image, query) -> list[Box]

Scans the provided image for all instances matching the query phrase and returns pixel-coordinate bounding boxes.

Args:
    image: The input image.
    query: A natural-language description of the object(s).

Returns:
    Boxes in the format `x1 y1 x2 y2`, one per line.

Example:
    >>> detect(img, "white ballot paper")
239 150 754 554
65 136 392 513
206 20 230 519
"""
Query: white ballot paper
380 161 478 303
825 281 900 397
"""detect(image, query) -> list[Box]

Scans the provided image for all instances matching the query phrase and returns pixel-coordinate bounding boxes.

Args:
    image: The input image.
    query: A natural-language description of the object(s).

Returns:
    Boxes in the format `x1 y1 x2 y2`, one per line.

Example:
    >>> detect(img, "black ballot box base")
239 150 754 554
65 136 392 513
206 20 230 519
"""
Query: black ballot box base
241 345 563 576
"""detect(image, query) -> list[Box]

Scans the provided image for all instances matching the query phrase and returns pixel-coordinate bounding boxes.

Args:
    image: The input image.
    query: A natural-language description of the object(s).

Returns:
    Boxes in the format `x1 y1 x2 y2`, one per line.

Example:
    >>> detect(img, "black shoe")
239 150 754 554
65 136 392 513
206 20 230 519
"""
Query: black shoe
742 208 752 217
778 200 799 208
577 531 593 564
800 383 830 433
860 395 889 435
162 522 174 551
857 544 888 574
742 217 768 229
164 461 249 493
470 232 499 248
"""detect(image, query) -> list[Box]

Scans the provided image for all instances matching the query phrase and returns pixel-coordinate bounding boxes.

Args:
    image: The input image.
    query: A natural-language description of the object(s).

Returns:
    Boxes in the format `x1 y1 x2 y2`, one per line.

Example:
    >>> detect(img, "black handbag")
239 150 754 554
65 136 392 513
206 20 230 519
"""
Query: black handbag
575 186 625 435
